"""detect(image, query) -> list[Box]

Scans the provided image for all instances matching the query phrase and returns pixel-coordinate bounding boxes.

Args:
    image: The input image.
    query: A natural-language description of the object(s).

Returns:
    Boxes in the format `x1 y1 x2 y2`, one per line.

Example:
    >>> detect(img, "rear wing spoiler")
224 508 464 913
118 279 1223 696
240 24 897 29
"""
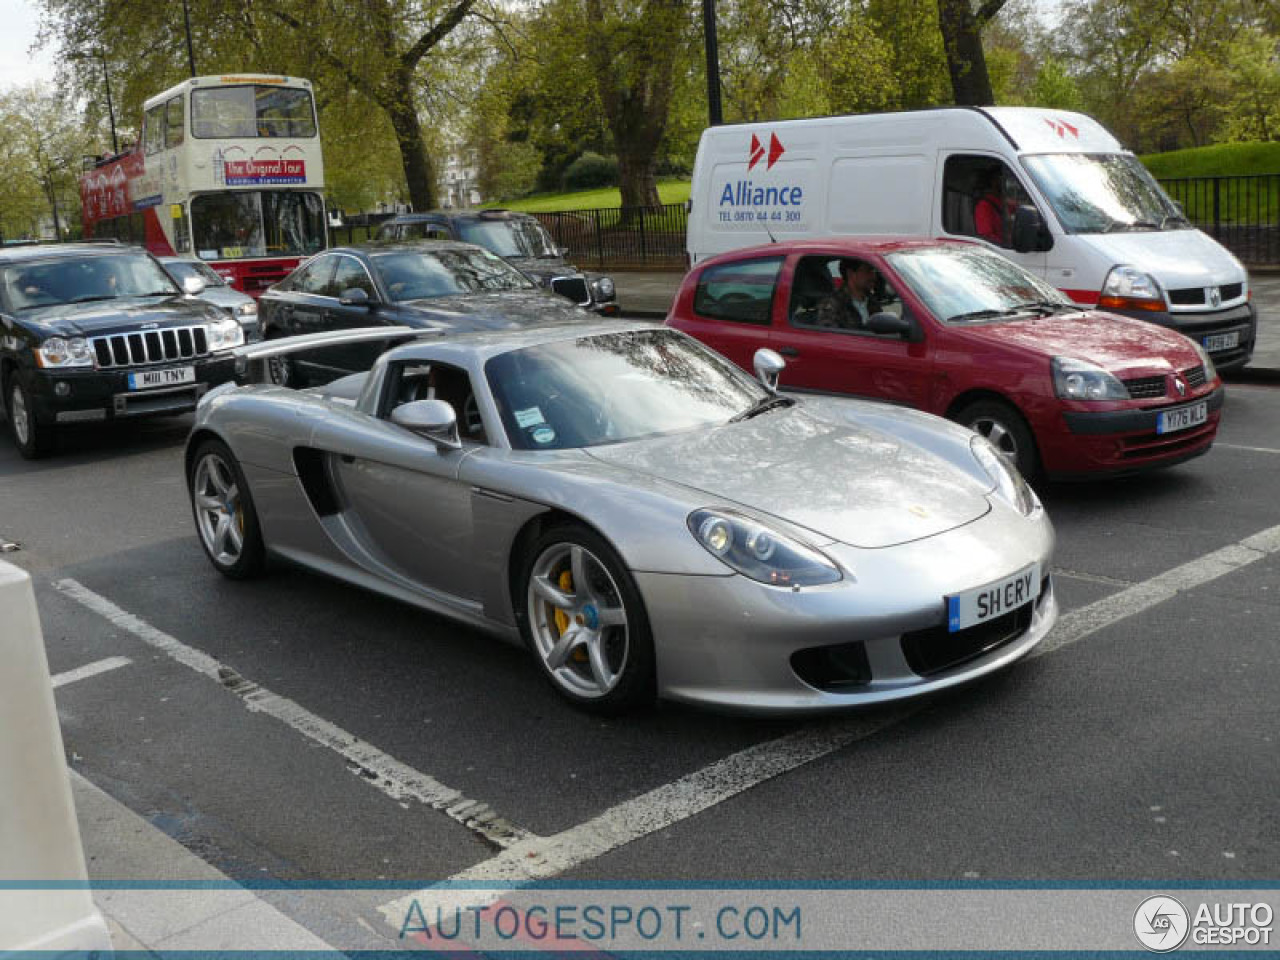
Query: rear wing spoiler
232 325 436 382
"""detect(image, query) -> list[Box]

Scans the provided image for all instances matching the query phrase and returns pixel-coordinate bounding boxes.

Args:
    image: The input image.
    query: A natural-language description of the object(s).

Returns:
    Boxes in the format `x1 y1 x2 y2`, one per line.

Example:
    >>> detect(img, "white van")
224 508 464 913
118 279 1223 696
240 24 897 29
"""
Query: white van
686 108 1257 370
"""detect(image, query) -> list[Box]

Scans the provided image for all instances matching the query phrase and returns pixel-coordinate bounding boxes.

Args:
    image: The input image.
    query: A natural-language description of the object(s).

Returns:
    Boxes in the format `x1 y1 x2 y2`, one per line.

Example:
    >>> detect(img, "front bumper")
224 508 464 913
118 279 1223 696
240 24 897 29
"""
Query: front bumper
637 506 1056 714
1110 302 1256 371
27 355 238 426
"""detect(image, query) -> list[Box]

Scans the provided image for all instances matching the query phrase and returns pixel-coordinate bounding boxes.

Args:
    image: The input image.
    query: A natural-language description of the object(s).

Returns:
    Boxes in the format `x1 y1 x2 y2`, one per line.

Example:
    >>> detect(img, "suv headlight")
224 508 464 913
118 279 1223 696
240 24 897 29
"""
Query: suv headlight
971 436 1037 516
688 509 842 587
1098 265 1165 312
206 316 245 351
1190 339 1217 381
590 276 616 300
1052 356 1129 400
235 301 258 317
35 336 94 368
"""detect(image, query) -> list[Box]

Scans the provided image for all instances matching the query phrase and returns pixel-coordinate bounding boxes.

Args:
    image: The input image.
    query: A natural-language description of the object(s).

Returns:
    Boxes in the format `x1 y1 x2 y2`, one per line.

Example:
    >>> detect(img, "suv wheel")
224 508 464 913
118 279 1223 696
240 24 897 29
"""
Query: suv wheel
7 375 54 459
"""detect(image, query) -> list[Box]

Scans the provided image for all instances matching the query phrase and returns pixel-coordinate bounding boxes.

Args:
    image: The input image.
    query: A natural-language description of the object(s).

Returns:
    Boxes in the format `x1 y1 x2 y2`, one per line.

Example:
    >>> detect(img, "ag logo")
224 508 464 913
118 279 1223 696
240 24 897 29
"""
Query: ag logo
1134 895 1190 952
748 132 785 171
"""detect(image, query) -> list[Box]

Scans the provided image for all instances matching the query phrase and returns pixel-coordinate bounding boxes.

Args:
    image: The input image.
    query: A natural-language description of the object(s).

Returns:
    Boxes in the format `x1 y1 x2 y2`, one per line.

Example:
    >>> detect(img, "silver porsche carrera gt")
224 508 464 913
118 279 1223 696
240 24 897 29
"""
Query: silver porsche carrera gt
185 321 1057 714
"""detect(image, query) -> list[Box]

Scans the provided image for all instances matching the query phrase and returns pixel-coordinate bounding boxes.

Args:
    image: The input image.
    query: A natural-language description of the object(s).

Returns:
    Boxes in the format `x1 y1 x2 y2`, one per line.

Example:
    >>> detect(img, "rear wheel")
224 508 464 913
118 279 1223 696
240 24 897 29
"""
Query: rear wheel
518 523 655 714
6 374 54 459
189 438 265 578
955 398 1039 480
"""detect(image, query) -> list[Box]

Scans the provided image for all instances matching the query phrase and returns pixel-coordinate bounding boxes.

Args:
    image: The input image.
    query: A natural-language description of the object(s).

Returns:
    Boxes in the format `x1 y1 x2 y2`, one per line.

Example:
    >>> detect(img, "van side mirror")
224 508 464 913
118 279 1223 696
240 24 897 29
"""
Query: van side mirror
753 347 785 394
390 398 461 450
1012 205 1053 254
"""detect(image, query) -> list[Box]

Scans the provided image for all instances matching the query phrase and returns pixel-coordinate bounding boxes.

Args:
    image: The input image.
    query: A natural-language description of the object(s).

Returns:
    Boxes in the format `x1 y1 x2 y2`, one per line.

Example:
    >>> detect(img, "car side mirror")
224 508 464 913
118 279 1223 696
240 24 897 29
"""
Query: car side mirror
389 399 461 450
1012 205 1053 254
753 347 785 394
339 287 376 307
556 246 570 258
182 275 206 296
867 311 916 339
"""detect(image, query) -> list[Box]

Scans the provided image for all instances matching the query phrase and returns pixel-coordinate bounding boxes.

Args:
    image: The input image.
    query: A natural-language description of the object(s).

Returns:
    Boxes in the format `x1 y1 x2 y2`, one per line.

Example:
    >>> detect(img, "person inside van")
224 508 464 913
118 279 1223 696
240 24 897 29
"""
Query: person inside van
974 167 1009 246
816 258 882 330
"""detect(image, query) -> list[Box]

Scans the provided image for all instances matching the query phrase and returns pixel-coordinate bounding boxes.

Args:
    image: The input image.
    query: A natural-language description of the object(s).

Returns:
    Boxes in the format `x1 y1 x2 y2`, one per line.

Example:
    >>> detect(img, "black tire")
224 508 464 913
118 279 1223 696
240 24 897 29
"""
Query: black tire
954 398 1039 480
263 330 299 388
516 522 656 714
6 373 55 459
188 438 266 579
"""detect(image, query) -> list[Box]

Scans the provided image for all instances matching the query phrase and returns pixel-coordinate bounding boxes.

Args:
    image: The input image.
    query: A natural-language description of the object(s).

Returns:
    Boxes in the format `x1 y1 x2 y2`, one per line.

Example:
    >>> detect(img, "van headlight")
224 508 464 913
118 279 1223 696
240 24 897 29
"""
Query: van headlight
1052 356 1129 400
35 336 94 368
206 316 245 351
1098 265 1165 312
688 509 842 587
971 436 1037 516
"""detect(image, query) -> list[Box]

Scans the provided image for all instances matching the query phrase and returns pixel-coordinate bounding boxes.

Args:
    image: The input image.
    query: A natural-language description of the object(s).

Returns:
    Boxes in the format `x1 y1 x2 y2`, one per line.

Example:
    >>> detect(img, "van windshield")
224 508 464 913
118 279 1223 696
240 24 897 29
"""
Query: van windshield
1021 153 1190 235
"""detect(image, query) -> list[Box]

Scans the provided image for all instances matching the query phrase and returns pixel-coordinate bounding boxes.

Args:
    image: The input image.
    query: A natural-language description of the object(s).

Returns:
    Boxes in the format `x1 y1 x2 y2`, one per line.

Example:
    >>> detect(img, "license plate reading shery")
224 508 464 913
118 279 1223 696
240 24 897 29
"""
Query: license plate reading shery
1156 400 1208 435
1203 331 1239 352
128 366 195 390
947 563 1040 633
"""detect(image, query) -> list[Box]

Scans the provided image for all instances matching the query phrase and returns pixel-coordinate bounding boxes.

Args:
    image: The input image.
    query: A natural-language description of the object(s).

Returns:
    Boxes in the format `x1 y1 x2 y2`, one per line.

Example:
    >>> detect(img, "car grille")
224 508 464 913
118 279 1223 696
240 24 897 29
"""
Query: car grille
1221 282 1243 300
91 325 210 369
1167 283 1244 306
1183 364 1206 388
900 577 1048 677
550 275 590 305
1123 375 1166 399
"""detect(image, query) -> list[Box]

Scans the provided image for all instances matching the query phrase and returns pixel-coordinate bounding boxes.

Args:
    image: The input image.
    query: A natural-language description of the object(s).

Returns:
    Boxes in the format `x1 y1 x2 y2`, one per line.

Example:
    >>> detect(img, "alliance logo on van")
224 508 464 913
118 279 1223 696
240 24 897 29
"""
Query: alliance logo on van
748 133 785 171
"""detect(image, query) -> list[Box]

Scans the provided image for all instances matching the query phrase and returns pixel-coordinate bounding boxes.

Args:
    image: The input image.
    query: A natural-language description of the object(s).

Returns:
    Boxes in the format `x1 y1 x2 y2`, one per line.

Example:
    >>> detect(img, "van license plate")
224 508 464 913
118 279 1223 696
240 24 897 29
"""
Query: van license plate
947 563 1040 632
1157 401 1207 435
128 366 195 390
1203 331 1239 352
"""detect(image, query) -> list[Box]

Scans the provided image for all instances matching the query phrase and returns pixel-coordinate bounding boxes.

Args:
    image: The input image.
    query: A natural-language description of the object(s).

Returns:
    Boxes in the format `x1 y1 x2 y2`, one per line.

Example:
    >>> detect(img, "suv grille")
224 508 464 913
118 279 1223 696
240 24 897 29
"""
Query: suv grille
1123 375 1166 399
91 325 209 369
550 275 590 305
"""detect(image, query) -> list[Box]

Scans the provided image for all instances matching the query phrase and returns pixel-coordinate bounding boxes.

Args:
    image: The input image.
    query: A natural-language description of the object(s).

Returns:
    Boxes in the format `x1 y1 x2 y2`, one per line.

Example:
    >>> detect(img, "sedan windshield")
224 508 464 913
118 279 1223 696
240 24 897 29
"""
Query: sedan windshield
486 329 767 450
2 254 178 311
886 246 1075 325
459 219 557 259
372 247 535 300
1021 153 1187 234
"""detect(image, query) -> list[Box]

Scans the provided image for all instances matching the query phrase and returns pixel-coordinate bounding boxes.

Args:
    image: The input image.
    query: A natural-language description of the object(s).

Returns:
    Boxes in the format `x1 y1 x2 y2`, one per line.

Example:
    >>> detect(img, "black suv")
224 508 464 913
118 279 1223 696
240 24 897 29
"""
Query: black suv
0 244 244 458
376 209 618 315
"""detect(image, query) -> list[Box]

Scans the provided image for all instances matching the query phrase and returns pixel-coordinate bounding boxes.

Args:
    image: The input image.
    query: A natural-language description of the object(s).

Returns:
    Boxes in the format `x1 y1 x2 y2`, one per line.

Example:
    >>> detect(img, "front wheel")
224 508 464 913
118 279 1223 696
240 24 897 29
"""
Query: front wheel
955 398 1039 480
518 524 655 714
7 375 55 459
188 439 265 578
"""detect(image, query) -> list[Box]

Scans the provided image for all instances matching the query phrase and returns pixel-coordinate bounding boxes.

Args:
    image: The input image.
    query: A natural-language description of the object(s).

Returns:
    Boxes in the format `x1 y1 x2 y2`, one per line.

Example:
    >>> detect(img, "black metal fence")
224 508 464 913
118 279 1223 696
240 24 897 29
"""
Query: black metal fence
1157 175 1280 266
531 204 688 270
327 212 396 248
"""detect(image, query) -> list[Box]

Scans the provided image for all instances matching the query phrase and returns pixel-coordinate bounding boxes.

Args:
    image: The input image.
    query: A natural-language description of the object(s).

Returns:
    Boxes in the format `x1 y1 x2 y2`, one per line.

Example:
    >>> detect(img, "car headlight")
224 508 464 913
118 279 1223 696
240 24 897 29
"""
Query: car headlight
235 301 258 317
971 435 1037 516
35 336 94 368
206 316 245 351
590 276 616 300
1098 265 1165 312
1190 339 1217 381
688 509 842 587
1052 356 1129 400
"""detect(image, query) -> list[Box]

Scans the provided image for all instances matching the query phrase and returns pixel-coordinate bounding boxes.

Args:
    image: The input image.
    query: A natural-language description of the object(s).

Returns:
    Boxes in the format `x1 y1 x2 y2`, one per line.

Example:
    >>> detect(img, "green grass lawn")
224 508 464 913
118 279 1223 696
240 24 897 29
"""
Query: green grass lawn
1143 143 1280 224
487 180 691 212
1142 141 1280 179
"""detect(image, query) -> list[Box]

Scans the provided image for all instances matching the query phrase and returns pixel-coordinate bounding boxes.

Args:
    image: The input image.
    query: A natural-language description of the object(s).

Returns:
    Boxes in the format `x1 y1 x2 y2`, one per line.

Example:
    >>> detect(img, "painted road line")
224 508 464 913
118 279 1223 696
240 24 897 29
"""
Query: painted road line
55 578 529 850
1218 442 1280 455
51 656 132 689
379 520 1280 925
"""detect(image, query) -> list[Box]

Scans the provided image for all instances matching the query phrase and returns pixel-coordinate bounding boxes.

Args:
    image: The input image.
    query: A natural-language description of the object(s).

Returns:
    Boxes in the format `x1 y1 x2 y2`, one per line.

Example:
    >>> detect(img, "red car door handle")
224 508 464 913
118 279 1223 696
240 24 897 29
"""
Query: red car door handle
778 346 800 357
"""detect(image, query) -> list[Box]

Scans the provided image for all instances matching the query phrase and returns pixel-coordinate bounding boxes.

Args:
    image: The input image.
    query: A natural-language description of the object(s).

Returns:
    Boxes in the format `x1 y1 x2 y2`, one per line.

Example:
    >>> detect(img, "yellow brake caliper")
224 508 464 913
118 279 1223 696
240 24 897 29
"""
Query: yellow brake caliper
553 569 590 663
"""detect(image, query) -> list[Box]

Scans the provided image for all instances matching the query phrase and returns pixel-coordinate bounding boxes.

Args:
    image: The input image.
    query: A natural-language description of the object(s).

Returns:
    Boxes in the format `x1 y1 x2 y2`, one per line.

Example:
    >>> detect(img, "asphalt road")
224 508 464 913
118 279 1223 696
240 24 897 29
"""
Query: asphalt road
2 372 1278 947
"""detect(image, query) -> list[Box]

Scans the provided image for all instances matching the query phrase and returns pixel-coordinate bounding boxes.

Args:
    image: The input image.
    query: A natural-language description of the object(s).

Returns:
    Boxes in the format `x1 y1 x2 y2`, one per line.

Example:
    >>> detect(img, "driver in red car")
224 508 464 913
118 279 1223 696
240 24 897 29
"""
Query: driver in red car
816 258 882 330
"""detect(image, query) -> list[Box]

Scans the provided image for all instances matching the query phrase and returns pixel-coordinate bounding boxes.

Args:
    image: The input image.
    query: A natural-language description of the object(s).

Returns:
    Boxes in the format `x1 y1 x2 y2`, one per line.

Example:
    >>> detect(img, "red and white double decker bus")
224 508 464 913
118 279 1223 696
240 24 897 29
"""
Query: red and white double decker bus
80 74 327 296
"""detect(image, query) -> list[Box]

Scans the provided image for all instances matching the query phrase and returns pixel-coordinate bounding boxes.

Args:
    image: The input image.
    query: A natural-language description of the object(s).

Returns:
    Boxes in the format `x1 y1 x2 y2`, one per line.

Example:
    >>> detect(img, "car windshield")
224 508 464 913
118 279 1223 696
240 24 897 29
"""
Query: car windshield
486 328 768 450
371 247 535 300
458 219 558 259
886 246 1075 325
1021 153 1187 234
164 260 225 287
2 253 178 311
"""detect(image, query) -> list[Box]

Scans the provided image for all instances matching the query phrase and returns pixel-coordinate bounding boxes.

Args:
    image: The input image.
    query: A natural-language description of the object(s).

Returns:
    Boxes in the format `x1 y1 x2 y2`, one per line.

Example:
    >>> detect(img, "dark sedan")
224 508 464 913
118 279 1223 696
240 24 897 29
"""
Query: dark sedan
257 242 594 386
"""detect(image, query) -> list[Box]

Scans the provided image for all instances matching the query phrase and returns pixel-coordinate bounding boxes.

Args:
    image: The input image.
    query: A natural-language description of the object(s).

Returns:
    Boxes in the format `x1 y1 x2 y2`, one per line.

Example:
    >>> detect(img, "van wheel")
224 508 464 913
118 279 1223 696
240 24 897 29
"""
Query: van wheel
955 399 1038 480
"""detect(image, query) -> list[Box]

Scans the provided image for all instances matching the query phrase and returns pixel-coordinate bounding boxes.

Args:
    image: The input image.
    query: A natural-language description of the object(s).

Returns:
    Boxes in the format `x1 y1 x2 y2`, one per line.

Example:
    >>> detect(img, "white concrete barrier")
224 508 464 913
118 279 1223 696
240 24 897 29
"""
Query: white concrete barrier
0 560 112 955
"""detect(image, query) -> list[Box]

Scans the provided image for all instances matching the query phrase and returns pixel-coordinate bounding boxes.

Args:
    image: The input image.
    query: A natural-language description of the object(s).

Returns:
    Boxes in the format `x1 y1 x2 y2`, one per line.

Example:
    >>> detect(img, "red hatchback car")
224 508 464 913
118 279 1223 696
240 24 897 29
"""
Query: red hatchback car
667 239 1223 480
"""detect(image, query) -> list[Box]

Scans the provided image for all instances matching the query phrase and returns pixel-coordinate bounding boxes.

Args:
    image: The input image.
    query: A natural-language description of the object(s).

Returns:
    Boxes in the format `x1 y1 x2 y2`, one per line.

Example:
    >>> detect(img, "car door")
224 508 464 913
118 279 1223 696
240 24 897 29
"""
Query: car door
317 254 389 374
938 153 1048 279
675 255 782 372
266 254 336 340
771 253 934 409
308 359 482 604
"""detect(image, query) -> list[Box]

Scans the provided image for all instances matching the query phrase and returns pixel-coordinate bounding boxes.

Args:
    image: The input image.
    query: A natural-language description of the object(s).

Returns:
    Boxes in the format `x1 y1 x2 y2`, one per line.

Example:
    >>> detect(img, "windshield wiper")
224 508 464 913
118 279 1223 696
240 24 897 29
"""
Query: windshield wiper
1010 300 1078 315
1160 214 1192 229
137 290 179 296
68 294 119 304
729 394 794 423
948 308 1018 324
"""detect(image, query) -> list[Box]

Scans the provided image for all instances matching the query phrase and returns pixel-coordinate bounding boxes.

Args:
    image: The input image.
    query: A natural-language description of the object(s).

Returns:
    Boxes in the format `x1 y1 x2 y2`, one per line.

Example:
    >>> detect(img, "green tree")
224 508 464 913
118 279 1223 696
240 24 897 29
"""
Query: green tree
1222 28 1280 141
0 85 92 239
1028 57 1085 110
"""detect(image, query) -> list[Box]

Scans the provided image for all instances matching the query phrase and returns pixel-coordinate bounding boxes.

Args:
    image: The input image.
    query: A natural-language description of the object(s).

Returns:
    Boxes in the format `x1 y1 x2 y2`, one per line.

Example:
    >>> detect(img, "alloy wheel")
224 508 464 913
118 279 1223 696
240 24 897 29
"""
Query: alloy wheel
192 451 246 567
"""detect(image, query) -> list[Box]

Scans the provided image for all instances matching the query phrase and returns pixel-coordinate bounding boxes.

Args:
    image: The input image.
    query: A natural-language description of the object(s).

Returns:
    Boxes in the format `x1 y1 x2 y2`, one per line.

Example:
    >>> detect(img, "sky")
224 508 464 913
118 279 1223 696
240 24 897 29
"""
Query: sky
0 0 58 91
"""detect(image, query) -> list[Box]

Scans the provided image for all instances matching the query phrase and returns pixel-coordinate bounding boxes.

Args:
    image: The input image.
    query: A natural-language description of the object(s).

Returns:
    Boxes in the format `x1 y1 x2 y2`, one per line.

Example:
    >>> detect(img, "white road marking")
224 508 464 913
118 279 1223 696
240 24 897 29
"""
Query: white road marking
1218 442 1280 455
378 520 1280 926
55 578 529 849
51 655 132 688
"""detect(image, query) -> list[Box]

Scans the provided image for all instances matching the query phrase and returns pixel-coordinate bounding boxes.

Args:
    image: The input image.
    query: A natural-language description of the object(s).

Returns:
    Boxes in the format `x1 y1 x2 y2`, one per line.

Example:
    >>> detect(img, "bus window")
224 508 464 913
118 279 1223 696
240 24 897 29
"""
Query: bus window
145 105 166 155
166 96 185 149
192 193 265 258
255 87 316 138
263 192 325 254
129 212 145 243
192 85 316 139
